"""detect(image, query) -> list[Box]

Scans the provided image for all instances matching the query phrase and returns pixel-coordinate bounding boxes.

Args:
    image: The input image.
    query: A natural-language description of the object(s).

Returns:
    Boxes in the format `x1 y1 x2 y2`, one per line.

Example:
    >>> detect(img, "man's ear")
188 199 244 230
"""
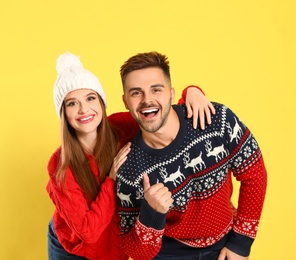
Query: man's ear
170 88 175 104
122 94 128 109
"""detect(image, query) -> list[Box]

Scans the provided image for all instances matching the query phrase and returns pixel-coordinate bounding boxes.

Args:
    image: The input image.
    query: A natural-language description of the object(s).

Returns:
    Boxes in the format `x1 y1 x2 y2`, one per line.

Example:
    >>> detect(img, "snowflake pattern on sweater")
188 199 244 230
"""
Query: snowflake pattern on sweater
116 103 267 260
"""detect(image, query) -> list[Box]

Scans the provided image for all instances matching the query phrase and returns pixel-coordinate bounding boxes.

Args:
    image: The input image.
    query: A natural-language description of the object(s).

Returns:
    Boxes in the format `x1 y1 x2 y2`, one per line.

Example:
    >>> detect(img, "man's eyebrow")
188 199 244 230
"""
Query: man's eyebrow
128 87 142 93
151 84 164 88
128 84 164 93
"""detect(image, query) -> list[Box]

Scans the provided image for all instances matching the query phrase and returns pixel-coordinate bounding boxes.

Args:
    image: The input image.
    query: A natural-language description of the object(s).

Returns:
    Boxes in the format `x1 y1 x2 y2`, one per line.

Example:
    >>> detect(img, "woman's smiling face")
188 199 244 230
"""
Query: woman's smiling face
64 89 103 138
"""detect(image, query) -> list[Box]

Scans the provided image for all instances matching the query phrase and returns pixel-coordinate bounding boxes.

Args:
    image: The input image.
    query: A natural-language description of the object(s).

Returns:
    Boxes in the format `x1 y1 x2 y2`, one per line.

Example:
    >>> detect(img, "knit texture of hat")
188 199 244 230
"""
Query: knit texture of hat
53 52 107 118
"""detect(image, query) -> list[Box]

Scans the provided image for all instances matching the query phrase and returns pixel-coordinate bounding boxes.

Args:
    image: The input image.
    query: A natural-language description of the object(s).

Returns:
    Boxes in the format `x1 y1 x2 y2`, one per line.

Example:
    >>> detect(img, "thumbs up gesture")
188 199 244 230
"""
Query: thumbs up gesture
143 174 173 214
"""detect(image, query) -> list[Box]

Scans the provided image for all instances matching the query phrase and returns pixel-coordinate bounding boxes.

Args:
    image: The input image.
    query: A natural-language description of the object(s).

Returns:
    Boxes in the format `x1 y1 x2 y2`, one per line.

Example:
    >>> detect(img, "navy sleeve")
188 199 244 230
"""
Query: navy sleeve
139 199 167 230
226 230 254 256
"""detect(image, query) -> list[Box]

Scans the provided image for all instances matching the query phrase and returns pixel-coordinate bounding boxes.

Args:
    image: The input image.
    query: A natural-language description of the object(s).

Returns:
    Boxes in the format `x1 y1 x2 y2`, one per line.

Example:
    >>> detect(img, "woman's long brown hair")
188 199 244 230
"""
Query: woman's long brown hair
55 96 119 202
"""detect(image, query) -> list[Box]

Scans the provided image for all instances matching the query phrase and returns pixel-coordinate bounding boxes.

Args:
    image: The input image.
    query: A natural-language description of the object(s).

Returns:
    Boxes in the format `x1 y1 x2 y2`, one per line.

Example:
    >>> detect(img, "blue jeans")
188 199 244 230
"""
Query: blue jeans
153 249 221 260
48 219 88 260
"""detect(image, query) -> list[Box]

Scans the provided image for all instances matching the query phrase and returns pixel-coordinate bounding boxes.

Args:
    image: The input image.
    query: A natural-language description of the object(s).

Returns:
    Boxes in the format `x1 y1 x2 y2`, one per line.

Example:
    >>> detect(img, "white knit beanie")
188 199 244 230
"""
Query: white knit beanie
53 52 107 118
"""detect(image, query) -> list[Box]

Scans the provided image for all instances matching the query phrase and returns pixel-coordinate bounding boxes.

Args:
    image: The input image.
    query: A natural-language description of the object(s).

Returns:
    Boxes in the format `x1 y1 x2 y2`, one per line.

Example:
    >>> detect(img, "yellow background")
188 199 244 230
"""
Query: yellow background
0 1 295 259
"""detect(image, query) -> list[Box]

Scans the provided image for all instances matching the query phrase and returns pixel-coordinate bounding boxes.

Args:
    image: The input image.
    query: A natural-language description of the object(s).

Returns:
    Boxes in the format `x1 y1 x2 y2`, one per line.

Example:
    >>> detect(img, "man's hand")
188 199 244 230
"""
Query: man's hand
218 247 249 260
143 174 173 214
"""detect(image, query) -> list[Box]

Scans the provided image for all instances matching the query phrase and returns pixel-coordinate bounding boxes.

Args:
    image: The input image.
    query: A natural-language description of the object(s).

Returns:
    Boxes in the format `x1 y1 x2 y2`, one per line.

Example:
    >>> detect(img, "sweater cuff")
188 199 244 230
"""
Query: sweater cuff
225 230 254 257
177 85 205 105
139 199 166 230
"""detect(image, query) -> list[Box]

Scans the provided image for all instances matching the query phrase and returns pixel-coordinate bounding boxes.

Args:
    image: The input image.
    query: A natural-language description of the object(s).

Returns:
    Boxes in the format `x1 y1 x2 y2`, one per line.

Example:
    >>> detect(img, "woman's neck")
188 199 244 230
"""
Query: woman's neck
77 132 97 155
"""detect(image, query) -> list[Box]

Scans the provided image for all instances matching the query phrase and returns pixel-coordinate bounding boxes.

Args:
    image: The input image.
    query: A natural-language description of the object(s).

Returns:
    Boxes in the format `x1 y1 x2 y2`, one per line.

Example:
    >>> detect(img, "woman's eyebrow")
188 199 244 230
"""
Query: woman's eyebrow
64 97 76 103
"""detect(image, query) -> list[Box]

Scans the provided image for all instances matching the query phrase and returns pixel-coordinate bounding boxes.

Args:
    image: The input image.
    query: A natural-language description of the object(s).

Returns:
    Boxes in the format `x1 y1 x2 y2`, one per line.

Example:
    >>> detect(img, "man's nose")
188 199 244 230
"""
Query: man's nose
141 92 152 104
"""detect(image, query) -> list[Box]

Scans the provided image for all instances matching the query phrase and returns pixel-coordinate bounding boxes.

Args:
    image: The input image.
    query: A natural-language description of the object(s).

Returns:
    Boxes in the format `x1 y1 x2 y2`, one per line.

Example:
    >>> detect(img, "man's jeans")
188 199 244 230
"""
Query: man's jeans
153 249 221 260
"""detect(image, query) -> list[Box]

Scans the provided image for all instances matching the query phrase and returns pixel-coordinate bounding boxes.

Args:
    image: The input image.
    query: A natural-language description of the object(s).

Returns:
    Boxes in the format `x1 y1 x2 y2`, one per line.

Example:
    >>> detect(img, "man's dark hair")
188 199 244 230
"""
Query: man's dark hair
120 51 171 85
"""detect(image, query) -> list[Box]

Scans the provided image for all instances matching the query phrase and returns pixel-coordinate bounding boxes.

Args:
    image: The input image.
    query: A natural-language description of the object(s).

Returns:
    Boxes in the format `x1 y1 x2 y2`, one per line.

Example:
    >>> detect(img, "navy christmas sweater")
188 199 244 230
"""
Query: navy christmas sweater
116 103 267 260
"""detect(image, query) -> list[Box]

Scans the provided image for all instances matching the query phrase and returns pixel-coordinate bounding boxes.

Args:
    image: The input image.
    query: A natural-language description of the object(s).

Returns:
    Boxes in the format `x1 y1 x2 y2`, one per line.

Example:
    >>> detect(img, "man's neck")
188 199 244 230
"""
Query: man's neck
141 108 179 149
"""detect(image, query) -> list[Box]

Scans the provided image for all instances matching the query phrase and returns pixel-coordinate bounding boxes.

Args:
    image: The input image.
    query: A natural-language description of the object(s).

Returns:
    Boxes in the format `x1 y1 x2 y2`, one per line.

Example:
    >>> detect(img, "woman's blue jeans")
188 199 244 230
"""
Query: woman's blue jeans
47 219 87 260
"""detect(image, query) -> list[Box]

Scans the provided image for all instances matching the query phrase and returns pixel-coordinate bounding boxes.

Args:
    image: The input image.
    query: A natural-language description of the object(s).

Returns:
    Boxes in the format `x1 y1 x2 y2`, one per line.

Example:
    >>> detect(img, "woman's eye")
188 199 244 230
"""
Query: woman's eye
87 96 96 101
66 102 76 107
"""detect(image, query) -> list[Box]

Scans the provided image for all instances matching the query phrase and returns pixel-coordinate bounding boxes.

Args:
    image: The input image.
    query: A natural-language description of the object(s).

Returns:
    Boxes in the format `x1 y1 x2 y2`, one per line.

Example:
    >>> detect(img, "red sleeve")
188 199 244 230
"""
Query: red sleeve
46 149 117 244
225 150 267 255
224 107 267 241
121 219 164 260
108 112 139 147
120 199 166 259
177 85 205 105
233 152 267 237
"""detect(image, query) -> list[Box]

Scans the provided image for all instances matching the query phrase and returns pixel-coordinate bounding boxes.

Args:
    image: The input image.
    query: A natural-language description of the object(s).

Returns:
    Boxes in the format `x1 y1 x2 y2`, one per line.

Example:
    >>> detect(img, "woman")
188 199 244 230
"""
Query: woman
46 52 215 260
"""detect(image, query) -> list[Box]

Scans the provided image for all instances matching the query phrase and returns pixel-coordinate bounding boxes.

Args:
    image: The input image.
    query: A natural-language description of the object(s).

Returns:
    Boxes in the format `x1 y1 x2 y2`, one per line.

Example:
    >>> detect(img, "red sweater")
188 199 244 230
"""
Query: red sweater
46 112 137 260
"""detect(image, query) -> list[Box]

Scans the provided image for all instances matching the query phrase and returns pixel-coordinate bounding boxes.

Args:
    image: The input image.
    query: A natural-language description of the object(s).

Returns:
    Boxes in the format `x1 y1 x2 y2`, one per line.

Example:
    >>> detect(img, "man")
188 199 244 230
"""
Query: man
116 51 267 260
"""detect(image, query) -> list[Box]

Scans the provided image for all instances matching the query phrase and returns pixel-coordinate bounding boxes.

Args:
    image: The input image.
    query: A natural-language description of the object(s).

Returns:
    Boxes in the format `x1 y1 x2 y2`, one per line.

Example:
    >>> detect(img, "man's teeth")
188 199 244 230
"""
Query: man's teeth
142 109 158 114
81 116 93 121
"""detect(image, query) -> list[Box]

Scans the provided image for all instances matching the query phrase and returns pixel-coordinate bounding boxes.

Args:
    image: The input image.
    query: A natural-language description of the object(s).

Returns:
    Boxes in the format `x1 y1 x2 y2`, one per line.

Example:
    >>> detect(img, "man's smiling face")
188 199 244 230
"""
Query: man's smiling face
122 67 175 133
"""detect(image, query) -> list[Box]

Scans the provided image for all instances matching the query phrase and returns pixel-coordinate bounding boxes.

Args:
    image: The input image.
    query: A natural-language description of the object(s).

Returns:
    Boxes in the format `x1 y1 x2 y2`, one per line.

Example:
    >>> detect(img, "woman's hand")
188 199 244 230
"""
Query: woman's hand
109 142 131 180
185 86 216 130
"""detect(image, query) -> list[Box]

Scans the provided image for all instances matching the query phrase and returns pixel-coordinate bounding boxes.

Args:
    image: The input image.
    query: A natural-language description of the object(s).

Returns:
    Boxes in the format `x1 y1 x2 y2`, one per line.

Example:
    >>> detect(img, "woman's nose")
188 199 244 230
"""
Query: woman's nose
78 103 88 114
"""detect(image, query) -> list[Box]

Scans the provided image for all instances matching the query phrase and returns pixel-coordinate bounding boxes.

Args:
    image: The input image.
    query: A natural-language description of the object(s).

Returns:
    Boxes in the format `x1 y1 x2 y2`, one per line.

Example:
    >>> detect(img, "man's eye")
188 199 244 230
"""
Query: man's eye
153 88 161 93
131 91 141 96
